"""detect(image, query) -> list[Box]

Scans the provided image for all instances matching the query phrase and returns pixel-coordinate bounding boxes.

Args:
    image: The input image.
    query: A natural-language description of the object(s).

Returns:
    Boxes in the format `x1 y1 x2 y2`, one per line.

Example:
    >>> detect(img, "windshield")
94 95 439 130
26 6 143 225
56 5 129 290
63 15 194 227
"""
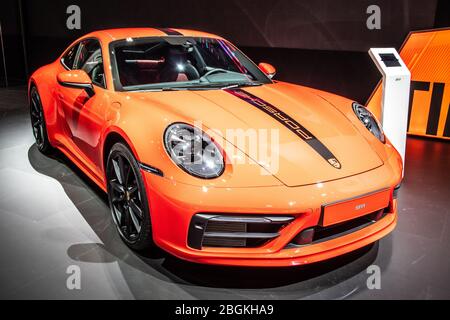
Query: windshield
110 36 272 91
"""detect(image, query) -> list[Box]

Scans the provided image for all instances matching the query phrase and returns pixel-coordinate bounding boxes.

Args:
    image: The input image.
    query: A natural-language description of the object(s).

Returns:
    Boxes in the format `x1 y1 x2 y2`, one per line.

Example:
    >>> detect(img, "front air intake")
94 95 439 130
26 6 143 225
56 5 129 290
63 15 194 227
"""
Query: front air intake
287 209 388 248
188 214 294 249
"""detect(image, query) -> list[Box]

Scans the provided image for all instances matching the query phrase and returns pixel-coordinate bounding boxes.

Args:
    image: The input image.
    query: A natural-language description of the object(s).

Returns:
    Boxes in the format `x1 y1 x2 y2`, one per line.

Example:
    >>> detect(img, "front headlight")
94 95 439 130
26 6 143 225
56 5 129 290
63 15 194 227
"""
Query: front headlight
164 123 225 179
352 102 385 143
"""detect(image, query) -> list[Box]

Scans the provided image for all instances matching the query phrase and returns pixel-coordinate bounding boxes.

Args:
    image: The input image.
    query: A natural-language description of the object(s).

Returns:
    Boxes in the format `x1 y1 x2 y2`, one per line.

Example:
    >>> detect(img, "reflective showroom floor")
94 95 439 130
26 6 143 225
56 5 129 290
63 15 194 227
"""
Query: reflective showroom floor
0 87 449 299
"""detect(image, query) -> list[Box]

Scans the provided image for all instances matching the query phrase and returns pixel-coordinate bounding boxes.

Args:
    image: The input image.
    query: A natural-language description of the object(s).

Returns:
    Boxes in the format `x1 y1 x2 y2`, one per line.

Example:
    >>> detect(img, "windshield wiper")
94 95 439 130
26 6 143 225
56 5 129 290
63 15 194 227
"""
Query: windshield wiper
161 87 185 91
218 82 263 90
182 82 263 90
130 82 263 92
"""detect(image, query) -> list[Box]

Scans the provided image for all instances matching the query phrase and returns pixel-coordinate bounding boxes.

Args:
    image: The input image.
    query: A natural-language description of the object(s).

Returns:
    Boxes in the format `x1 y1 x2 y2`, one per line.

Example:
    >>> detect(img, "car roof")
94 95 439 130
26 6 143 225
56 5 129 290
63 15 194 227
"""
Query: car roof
85 28 224 42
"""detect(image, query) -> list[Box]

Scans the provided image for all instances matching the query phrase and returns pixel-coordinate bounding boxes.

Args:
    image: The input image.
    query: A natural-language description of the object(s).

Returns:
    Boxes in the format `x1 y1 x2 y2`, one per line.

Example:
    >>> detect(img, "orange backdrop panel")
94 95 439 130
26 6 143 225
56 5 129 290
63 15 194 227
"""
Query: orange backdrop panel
367 28 450 140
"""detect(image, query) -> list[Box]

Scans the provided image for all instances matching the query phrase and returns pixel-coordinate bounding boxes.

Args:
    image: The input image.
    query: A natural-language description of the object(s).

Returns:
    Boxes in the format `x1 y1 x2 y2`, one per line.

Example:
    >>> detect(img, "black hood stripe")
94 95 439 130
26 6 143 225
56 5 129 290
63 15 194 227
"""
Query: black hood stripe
225 88 342 169
156 28 183 36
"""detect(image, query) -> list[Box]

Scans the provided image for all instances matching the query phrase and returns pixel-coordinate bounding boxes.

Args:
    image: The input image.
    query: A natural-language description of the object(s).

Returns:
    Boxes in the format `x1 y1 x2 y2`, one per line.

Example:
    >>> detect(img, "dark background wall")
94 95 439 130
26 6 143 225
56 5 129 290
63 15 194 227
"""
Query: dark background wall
0 0 27 86
0 0 449 102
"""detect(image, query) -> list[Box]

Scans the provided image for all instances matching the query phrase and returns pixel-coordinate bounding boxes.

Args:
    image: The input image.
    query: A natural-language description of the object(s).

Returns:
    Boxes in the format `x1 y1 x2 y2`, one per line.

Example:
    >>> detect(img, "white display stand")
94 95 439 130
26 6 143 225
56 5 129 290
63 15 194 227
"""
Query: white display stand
368 48 410 173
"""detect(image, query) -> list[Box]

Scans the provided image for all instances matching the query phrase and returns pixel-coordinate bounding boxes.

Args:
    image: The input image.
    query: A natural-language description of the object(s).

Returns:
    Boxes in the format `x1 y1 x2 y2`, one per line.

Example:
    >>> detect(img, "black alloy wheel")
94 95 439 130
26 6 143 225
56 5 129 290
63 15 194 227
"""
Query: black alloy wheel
106 143 153 250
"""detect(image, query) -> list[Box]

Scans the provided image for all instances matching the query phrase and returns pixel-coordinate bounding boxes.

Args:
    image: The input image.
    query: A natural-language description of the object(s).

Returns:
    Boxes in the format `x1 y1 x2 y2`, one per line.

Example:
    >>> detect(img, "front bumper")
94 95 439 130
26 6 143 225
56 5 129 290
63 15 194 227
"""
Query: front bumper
141 152 401 267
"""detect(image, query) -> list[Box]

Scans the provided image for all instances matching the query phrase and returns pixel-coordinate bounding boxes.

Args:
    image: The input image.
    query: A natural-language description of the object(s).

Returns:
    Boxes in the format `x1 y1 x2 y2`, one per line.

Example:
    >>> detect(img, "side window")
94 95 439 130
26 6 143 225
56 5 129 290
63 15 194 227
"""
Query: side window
61 43 79 70
74 39 106 88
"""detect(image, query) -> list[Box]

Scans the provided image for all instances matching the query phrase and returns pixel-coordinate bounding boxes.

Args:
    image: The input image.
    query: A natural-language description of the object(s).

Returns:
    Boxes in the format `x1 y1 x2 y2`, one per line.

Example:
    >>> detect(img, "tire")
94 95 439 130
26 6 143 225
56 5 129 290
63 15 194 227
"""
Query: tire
29 86 53 154
106 142 154 251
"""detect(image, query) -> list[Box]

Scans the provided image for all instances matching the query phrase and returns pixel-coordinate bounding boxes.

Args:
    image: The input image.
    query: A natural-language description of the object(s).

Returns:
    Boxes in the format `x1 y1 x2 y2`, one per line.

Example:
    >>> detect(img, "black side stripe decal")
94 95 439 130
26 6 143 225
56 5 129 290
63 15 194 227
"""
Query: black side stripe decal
225 89 342 169
156 28 183 36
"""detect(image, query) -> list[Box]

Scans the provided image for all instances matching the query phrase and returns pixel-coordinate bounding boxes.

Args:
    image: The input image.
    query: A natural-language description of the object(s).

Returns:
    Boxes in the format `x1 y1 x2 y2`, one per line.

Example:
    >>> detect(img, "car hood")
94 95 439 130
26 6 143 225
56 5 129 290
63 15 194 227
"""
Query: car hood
130 82 383 187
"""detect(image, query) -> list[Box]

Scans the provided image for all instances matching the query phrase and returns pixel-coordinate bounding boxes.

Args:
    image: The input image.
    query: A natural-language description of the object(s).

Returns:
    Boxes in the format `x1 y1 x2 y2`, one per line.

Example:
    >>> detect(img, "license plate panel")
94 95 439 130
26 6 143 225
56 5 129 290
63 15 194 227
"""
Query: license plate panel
321 189 391 227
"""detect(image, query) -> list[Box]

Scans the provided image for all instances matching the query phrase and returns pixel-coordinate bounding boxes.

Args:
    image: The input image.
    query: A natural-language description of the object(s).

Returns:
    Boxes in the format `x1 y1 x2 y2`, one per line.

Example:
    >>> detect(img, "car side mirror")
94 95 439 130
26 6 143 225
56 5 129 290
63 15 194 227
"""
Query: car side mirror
57 69 95 97
258 62 276 79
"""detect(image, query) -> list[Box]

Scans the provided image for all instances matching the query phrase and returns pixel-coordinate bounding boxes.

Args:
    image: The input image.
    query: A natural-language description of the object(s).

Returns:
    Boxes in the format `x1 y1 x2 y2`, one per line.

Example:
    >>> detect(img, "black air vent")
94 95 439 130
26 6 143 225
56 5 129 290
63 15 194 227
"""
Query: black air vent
188 214 294 249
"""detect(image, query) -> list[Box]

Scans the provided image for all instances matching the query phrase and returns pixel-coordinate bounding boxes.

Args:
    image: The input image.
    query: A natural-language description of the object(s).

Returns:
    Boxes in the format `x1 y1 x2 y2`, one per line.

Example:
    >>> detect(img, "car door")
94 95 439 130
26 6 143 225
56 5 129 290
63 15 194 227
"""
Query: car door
57 38 108 174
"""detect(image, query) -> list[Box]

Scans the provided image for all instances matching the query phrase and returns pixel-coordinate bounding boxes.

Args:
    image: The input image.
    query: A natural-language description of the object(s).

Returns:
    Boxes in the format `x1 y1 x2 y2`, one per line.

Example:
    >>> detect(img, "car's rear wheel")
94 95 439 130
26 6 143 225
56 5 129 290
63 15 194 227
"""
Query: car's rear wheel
29 86 52 154
106 143 153 251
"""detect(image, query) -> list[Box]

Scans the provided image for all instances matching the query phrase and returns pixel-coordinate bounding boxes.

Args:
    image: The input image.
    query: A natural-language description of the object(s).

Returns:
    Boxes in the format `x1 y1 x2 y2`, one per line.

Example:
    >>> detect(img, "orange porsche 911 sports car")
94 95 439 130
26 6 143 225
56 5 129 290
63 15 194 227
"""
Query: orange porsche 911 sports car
29 28 402 266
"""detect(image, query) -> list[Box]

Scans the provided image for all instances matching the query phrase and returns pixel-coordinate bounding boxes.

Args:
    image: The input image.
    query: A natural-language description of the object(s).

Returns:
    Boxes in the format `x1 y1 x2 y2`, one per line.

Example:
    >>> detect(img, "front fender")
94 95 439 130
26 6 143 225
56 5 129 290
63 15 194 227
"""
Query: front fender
107 95 282 188
101 124 142 173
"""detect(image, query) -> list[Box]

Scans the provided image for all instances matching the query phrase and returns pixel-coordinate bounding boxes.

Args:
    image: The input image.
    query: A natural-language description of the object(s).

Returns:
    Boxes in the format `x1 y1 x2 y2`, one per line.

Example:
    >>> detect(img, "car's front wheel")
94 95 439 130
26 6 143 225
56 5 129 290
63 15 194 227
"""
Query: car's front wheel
106 143 154 251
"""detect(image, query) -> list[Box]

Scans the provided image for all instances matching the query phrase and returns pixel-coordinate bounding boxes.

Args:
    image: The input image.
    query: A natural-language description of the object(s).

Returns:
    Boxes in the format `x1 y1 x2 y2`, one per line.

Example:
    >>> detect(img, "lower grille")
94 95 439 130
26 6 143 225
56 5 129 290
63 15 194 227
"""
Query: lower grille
202 221 247 247
202 237 247 247
188 214 294 249
288 209 388 247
